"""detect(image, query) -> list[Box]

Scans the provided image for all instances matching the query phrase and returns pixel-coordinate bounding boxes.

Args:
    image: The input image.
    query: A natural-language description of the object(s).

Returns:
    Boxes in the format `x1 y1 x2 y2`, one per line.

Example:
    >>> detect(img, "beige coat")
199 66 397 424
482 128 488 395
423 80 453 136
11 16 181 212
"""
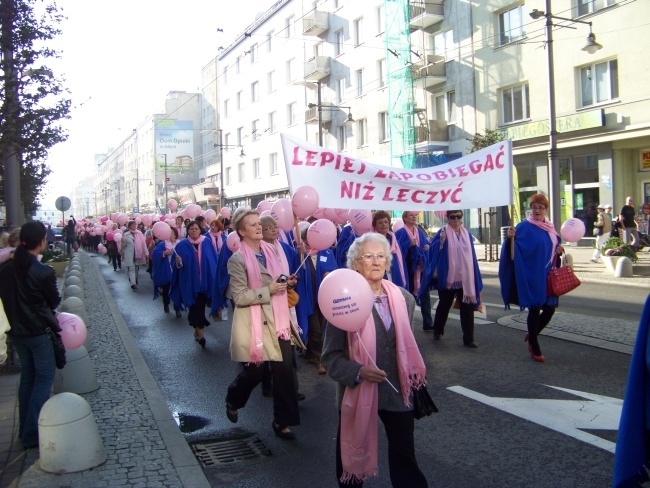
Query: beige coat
227 252 283 362
0 298 9 365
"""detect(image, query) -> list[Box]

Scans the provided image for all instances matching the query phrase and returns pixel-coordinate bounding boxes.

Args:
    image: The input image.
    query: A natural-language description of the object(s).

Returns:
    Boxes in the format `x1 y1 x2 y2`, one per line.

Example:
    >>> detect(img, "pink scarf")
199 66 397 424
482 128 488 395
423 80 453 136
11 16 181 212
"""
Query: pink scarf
209 231 223 253
526 215 560 265
188 235 205 278
340 280 427 483
132 231 148 261
239 240 291 364
387 232 406 285
445 225 477 304
404 225 423 290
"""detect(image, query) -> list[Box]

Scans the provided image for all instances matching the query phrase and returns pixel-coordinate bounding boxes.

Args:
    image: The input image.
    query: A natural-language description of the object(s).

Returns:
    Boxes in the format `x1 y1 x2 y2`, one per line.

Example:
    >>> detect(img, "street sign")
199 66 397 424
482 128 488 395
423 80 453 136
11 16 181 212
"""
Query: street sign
165 177 170 182
132 207 139 214
55 196 71 212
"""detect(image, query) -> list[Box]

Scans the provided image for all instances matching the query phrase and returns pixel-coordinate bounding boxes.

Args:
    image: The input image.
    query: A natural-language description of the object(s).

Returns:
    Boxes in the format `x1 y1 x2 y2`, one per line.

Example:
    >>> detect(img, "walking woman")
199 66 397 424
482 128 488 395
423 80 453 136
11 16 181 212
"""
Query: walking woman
499 193 564 362
121 220 148 290
420 209 483 347
152 226 181 317
224 208 300 440
64 216 76 255
0 221 61 449
322 232 428 487
170 220 217 348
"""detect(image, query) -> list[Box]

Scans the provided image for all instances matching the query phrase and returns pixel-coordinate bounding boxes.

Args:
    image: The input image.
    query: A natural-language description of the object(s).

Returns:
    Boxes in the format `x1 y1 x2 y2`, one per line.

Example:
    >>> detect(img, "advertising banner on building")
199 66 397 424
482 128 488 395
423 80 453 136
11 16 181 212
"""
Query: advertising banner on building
281 134 513 211
155 120 194 173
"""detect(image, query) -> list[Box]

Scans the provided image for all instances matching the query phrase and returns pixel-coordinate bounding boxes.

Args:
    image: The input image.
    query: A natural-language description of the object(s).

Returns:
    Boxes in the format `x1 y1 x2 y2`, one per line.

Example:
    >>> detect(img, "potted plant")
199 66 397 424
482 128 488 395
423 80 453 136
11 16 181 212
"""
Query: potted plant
40 248 69 277
601 236 638 273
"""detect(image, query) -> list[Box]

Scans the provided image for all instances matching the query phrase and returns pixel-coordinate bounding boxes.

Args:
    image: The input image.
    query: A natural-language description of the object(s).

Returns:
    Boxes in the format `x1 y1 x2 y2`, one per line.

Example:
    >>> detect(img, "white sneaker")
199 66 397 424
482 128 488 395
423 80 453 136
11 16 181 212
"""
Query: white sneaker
221 308 228 321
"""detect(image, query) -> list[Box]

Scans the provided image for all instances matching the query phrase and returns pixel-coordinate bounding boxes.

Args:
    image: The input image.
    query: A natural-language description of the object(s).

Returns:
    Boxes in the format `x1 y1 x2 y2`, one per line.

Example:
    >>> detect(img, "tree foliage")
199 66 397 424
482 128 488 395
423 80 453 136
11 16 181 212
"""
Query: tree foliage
467 128 507 153
0 0 71 218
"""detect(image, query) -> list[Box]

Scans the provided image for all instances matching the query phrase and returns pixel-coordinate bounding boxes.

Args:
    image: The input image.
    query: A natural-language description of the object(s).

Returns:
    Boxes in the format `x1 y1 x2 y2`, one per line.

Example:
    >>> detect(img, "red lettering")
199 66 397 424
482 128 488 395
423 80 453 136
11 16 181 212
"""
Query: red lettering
484 154 495 171
342 158 355 173
291 146 303 165
305 150 318 166
382 187 395 201
340 181 355 199
320 151 335 166
396 188 409 202
375 169 388 179
411 190 424 203
400 172 414 182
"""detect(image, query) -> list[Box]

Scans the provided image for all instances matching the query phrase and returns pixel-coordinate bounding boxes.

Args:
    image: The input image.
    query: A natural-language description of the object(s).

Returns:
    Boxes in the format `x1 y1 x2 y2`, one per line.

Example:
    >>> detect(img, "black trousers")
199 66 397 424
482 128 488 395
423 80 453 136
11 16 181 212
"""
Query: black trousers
527 304 556 355
226 339 299 427
160 284 179 310
432 288 474 344
110 254 121 270
187 292 210 328
335 409 428 488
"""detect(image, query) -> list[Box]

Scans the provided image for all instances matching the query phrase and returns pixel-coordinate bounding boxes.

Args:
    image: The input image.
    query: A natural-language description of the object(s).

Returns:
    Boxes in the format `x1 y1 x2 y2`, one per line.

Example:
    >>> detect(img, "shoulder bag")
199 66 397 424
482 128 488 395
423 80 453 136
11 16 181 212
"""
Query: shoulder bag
46 327 66 369
413 384 439 419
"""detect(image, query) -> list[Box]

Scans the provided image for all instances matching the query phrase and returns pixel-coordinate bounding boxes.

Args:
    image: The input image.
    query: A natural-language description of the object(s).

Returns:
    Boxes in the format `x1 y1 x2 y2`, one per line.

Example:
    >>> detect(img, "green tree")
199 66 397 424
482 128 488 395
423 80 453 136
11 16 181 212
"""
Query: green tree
467 128 507 153
0 0 71 219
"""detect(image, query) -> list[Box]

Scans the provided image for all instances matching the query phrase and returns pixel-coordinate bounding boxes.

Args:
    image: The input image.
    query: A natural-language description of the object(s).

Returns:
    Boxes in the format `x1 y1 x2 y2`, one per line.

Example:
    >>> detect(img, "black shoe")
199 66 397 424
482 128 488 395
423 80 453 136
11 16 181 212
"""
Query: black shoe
262 384 273 398
175 310 182 318
423 325 434 331
226 404 238 423
164 304 170 313
296 392 306 402
272 422 296 440
196 337 206 349
433 333 441 340
464 342 478 348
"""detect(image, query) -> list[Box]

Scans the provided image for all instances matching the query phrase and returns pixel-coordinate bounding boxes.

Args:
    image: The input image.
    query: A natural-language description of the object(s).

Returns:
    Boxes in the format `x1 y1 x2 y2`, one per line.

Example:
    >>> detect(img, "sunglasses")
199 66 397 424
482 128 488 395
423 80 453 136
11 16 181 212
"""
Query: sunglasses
448 214 463 220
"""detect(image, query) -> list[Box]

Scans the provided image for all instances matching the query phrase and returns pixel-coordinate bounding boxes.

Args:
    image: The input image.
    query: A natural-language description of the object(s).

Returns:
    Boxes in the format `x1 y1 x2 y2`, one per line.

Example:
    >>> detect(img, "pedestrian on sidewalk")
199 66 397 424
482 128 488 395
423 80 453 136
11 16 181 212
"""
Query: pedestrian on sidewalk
152 226 181 317
121 220 148 290
224 208 300 440
499 193 564 362
591 204 611 262
0 221 61 449
620 196 640 248
421 209 483 347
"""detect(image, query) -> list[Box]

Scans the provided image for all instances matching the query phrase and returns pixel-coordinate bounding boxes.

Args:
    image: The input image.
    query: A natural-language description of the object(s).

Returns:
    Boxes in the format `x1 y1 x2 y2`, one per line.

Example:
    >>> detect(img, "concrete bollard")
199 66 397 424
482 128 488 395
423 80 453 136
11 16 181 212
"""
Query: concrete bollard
53 345 99 394
64 284 84 301
64 276 82 288
60 296 89 327
68 264 83 274
38 392 106 473
614 257 633 278
66 269 83 280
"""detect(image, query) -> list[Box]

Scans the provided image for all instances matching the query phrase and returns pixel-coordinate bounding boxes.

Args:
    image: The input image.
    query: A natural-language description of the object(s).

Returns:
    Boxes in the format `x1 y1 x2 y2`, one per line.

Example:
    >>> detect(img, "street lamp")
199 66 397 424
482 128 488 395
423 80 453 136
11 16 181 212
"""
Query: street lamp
307 101 355 147
530 3 602 231
212 130 246 210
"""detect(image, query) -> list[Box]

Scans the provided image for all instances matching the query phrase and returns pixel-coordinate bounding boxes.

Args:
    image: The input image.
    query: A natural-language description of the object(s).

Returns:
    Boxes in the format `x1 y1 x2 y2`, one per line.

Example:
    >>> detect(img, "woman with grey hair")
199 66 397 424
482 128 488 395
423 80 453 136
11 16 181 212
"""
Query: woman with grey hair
323 232 428 487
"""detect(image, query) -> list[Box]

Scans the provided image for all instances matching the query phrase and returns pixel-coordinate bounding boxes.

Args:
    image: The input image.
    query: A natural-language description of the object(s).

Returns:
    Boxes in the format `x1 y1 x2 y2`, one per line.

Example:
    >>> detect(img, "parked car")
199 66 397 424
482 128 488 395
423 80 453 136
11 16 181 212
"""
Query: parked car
52 227 64 242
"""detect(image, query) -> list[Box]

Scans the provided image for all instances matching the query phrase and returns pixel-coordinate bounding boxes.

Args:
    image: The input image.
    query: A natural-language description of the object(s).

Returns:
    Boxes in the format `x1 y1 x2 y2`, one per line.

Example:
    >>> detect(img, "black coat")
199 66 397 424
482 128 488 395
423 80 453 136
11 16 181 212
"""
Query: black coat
0 257 61 336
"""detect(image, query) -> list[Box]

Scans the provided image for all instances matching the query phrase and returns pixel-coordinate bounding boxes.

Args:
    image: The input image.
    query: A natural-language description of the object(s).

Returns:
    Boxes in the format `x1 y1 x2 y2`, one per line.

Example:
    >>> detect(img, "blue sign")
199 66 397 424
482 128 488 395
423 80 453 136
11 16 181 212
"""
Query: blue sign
132 207 139 213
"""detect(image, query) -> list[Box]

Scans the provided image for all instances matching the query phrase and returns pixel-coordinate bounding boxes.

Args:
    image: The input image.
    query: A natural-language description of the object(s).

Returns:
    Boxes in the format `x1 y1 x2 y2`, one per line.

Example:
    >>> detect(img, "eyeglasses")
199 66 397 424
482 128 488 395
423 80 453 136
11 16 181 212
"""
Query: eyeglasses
262 226 278 232
358 253 387 263
448 215 463 220
530 205 547 211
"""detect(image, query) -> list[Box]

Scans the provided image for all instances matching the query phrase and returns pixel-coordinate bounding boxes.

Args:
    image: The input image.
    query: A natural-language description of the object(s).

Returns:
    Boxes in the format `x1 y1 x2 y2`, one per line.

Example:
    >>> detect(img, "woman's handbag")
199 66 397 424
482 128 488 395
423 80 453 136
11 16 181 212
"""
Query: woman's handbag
546 258 581 297
287 288 299 308
46 327 66 369
412 384 438 419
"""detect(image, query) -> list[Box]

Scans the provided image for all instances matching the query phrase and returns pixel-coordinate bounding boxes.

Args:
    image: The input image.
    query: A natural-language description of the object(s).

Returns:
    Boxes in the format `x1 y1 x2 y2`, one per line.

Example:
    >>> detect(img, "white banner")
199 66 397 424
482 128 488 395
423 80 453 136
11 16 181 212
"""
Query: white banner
281 134 513 211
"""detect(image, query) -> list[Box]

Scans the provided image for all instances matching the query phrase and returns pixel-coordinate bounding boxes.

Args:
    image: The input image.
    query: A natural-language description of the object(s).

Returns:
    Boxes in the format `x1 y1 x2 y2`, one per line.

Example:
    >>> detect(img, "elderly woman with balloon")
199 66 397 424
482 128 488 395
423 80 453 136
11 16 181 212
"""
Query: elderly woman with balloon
499 193 567 362
170 220 218 348
224 207 300 440
152 226 182 317
321 232 429 487
121 220 148 290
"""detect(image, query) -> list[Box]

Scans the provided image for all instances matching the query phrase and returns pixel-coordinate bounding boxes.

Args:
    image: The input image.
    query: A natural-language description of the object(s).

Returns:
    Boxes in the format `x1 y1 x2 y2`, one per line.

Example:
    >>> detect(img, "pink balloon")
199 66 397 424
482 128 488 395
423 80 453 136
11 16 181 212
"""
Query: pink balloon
89 230 96 236
105 220 113 229
434 210 445 219
334 209 349 225
317 269 374 332
100 216 108 223
260 210 272 218
306 219 337 251
220 207 232 219
135 216 142 225
292 186 319 219
100 247 108 255
312 207 327 220
256 200 271 213
57 312 87 350
271 198 294 232
324 208 338 222
168 199 178 212
141 215 153 227
97 243 105 251
106 232 115 242
298 221 310 233
560 218 585 243
152 222 172 240
226 231 241 252
186 204 202 219
204 209 217 223
392 220 404 233
116 213 128 226
348 209 373 235
113 232 122 243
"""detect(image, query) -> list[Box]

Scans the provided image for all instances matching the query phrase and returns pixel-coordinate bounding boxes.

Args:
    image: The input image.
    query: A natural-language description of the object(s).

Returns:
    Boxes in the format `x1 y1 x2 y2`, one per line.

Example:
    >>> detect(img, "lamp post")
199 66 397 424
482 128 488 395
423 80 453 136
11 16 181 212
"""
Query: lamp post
159 154 168 212
530 3 602 231
307 101 355 147
212 130 245 211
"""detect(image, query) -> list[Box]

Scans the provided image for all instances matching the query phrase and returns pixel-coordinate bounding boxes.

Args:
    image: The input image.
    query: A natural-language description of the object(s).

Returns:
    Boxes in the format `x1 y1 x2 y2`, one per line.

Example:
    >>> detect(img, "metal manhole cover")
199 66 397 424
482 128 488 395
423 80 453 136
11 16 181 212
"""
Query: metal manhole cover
190 435 272 468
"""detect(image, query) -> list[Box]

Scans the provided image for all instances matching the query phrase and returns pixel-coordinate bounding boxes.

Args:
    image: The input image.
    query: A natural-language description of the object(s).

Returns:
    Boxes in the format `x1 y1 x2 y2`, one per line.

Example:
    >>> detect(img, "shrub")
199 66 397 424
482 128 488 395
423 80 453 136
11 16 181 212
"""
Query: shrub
40 248 68 263
602 236 638 264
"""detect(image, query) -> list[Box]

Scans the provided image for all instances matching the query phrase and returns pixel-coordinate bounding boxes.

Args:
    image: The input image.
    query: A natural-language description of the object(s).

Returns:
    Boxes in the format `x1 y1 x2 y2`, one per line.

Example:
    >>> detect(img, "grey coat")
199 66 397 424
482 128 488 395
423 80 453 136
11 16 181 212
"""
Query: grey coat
121 231 147 267
321 286 416 412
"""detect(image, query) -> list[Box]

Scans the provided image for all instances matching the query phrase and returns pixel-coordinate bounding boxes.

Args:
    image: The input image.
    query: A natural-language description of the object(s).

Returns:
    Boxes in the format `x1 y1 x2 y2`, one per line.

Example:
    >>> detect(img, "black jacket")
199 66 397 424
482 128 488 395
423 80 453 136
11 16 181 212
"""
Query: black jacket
0 257 61 336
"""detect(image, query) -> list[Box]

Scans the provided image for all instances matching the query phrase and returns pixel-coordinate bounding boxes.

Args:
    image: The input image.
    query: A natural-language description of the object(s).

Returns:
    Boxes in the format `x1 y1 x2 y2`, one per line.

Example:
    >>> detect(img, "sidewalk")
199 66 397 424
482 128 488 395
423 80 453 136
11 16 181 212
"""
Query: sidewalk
1 246 648 487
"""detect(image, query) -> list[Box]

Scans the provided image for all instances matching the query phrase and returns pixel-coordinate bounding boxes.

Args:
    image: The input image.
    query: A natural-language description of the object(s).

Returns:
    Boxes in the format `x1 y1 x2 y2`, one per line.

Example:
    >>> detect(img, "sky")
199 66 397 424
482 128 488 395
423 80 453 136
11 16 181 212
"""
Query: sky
41 0 273 208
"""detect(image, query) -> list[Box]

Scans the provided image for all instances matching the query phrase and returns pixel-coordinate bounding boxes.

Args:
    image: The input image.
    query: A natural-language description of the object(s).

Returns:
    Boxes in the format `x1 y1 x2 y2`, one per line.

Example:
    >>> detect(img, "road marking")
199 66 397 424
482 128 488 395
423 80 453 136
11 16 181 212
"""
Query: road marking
448 384 622 453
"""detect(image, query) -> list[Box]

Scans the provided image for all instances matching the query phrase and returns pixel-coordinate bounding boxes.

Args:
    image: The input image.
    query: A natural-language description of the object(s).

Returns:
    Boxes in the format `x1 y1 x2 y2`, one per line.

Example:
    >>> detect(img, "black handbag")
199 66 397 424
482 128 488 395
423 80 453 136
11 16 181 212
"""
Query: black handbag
46 327 66 369
412 385 438 419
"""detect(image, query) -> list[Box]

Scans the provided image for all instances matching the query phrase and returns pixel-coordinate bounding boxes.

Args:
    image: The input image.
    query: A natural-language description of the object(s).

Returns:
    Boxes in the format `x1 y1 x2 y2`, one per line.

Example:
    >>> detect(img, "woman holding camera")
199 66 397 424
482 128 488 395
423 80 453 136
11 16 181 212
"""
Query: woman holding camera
224 208 300 440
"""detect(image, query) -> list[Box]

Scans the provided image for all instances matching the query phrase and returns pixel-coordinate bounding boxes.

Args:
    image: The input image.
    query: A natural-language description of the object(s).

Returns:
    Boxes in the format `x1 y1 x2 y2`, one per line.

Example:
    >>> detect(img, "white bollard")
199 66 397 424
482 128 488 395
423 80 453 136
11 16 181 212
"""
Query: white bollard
53 345 99 394
64 284 83 301
39 392 106 473
614 256 633 278
64 275 82 288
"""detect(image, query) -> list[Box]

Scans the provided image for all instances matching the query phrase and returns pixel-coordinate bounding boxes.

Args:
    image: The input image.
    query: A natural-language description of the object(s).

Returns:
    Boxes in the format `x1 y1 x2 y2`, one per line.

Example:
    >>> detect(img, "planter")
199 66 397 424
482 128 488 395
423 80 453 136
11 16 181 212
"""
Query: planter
46 261 69 277
602 255 625 274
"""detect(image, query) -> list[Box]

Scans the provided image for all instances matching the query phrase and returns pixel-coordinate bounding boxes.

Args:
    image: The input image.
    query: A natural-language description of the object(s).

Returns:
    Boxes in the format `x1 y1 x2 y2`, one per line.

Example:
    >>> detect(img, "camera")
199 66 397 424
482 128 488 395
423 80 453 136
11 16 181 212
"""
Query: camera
276 274 288 283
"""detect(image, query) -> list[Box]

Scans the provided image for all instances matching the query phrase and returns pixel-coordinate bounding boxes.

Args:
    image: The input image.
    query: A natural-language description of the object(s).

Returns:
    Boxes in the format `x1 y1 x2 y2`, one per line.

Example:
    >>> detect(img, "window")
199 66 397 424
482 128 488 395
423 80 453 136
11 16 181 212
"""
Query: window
335 29 345 56
577 0 615 16
224 99 230 118
354 18 364 46
377 58 387 87
447 91 457 122
435 92 456 122
223 65 228 85
250 43 258 63
287 102 297 126
285 15 294 38
269 152 278 175
224 133 231 148
225 167 232 185
235 56 241 74
252 119 259 140
267 70 275 93
236 91 243 110
376 5 385 35
502 83 530 124
238 162 245 182
379 111 389 141
268 111 277 133
580 59 618 107
433 30 454 59
357 119 367 147
251 81 259 103
267 31 273 51
338 126 348 151
237 127 243 146
253 158 261 178
337 78 346 103
356 69 364 96
286 58 296 82
499 5 525 45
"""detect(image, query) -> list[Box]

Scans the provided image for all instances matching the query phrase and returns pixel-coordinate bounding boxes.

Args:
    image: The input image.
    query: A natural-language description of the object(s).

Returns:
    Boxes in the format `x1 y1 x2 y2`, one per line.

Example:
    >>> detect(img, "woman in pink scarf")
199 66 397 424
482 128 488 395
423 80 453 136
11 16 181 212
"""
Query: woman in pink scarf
225 208 300 440
121 220 148 290
322 232 429 488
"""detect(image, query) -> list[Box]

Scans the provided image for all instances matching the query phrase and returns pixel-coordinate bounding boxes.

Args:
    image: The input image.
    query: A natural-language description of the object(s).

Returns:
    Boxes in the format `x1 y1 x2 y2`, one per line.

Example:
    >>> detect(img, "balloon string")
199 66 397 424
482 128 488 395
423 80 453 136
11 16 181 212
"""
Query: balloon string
355 331 399 393
297 253 310 271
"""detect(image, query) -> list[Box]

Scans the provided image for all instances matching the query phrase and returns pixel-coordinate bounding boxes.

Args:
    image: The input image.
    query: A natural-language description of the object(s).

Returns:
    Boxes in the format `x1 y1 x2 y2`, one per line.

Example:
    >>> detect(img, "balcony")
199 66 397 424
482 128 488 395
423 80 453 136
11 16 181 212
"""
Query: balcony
415 120 449 144
304 56 331 81
409 2 444 30
305 105 332 124
411 55 446 89
303 10 328 36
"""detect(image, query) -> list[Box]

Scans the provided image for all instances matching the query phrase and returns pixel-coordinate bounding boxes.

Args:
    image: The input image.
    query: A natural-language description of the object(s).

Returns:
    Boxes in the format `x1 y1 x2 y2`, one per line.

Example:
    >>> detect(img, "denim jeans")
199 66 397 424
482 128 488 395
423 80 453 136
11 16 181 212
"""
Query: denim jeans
12 334 56 447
